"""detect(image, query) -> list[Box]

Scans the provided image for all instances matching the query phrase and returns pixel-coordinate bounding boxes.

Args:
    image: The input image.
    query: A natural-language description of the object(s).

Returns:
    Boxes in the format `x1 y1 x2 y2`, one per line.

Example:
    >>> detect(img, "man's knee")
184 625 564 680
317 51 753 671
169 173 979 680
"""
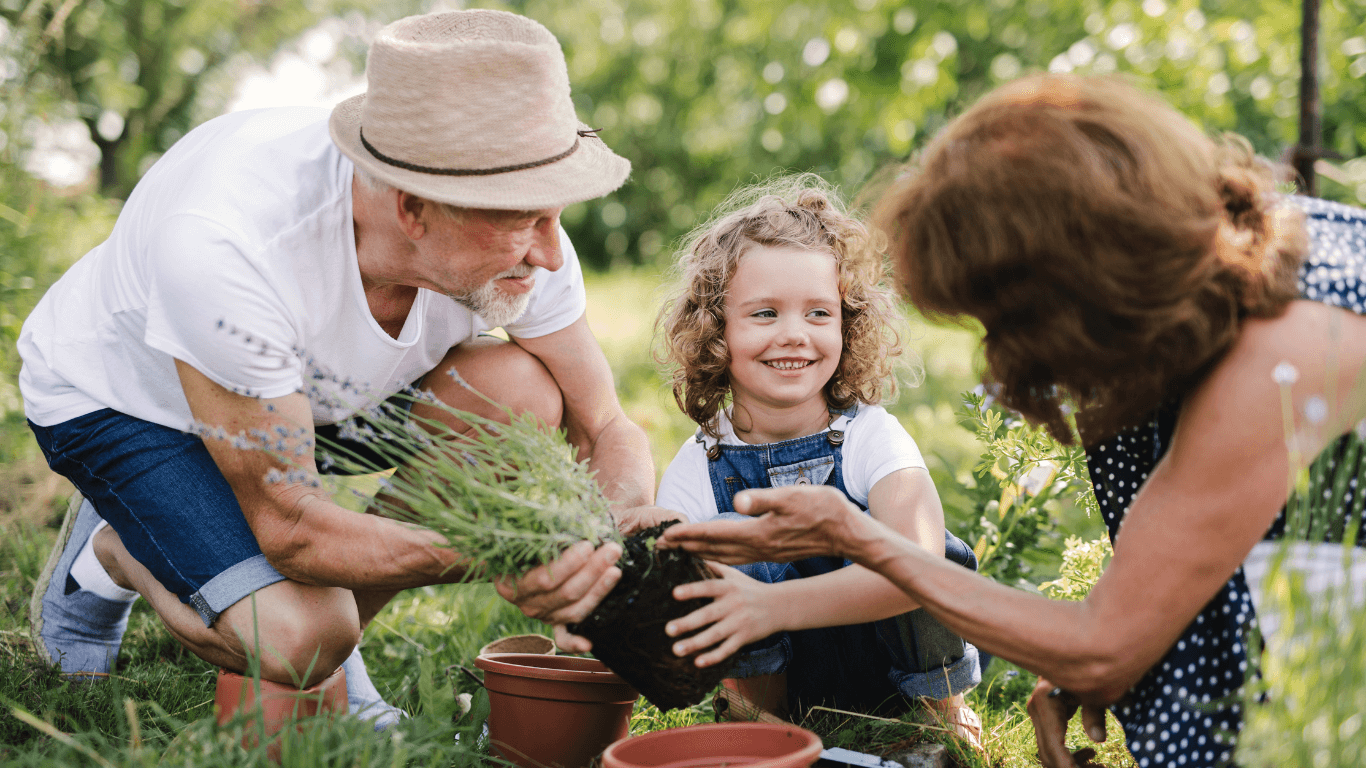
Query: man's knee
217 581 360 687
424 337 564 429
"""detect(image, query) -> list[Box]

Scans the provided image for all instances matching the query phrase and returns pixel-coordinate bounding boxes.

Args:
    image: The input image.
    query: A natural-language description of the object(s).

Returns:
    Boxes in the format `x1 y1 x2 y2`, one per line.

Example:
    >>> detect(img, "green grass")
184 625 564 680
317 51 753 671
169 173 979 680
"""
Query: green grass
0 269 1129 767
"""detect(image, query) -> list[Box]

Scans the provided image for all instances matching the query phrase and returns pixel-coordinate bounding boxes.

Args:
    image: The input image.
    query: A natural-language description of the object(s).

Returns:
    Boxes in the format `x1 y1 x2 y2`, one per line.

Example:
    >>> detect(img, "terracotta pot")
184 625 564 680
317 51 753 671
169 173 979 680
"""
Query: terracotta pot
479 633 557 656
474 652 639 768
601 723 824 768
214 667 348 757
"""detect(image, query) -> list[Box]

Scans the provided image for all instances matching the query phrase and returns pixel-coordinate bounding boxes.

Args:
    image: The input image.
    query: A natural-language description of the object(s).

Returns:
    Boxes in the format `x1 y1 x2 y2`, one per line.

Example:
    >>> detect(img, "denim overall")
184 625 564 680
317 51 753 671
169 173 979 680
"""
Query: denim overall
703 408 981 712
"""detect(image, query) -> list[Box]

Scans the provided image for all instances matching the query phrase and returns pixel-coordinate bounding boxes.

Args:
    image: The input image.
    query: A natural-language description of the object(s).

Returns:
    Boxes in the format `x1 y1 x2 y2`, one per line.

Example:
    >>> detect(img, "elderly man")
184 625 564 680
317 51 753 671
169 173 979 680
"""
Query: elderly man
19 9 664 726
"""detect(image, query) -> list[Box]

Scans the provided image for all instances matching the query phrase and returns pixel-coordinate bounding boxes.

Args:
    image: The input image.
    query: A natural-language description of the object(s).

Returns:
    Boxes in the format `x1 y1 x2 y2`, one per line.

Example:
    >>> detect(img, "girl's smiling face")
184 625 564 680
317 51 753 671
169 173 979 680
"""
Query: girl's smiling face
724 244 843 426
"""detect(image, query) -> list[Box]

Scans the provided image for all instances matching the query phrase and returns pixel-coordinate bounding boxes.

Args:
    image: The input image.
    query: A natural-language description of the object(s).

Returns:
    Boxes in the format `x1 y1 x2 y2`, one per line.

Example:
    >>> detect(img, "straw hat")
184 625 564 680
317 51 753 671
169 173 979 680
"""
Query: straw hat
330 10 630 211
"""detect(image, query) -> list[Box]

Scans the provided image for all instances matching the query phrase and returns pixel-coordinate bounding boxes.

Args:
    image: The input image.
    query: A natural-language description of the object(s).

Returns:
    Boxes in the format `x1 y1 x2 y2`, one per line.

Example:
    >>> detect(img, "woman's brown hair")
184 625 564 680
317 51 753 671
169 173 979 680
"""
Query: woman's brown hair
658 174 915 438
874 74 1306 444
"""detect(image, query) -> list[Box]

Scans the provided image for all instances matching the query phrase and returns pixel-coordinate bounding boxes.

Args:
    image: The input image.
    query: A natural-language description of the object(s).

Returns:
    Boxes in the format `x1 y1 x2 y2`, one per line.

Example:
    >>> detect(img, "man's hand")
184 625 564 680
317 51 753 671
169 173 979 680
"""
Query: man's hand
495 541 623 634
657 485 869 564
663 563 780 668
553 624 593 655
1028 678 1109 768
613 505 687 537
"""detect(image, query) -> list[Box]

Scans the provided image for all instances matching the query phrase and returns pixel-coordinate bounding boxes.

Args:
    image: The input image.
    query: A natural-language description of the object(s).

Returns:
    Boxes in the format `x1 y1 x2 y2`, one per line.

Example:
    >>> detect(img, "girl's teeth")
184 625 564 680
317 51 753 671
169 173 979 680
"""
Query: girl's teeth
767 361 808 370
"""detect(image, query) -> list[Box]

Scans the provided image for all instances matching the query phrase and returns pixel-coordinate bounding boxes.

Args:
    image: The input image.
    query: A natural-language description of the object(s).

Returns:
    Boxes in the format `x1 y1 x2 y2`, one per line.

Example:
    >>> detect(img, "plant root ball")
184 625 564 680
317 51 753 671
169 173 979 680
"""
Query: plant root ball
569 521 736 711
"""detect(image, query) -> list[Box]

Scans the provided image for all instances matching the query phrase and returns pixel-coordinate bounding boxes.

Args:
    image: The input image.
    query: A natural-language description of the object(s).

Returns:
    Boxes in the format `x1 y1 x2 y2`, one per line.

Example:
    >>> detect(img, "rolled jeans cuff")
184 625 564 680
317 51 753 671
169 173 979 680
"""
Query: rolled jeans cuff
729 633 792 678
888 643 981 700
188 554 287 627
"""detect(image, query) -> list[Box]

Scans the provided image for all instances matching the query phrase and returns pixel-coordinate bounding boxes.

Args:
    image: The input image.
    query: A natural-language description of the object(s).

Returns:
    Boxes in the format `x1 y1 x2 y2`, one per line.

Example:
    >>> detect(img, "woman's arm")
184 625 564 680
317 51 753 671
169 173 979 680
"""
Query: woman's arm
663 302 1366 703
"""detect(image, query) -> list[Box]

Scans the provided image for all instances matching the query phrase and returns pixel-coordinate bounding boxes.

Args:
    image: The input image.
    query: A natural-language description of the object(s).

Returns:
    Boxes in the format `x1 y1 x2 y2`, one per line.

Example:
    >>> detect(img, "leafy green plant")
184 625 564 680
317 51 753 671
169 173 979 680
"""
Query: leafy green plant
1238 568 1366 766
1037 536 1113 602
1237 359 1366 764
950 390 1099 587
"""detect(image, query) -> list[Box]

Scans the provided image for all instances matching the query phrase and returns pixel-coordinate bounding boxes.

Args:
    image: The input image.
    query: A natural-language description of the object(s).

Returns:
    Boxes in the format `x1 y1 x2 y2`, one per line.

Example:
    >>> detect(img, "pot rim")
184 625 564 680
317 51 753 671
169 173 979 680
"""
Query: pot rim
602 722 824 768
475 652 626 684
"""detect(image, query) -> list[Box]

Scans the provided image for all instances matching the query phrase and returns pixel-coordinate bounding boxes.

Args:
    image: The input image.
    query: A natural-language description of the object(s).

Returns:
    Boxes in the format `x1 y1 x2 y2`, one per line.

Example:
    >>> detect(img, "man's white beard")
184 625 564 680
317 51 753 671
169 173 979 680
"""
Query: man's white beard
452 269 533 328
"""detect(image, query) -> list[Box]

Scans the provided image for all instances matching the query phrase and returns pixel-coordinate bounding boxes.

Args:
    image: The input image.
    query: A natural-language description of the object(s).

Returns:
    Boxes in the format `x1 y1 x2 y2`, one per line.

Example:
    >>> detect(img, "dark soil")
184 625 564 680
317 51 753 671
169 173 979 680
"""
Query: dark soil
569 521 735 711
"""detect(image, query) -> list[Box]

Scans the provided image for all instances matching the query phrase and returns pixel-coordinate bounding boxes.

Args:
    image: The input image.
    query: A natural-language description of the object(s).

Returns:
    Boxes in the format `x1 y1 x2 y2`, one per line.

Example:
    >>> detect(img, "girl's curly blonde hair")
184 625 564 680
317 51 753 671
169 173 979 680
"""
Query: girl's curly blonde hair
657 174 917 438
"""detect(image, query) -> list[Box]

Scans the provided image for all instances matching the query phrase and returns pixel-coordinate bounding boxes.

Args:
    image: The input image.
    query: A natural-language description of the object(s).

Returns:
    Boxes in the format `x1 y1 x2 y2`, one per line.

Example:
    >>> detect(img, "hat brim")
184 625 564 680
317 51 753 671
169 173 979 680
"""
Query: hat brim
330 94 631 211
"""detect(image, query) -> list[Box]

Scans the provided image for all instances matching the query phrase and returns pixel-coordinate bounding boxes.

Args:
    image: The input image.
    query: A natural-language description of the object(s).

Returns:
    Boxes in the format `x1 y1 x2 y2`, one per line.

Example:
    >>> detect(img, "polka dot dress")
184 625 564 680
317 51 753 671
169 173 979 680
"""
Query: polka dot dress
1087 196 1366 767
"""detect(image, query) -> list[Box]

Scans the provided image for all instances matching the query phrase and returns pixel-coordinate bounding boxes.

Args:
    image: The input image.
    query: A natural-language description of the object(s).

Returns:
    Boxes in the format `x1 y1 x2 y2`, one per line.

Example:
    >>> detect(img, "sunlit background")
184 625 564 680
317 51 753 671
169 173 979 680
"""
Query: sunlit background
5 0 1365 259
2 0 1365 457
1 3 1365 764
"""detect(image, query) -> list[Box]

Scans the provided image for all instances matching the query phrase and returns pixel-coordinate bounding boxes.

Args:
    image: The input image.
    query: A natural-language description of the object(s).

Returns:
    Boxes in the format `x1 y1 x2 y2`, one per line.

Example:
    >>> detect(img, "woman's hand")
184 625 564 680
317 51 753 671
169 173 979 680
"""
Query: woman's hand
664 563 783 668
657 485 870 564
1028 678 1110 768
495 540 623 650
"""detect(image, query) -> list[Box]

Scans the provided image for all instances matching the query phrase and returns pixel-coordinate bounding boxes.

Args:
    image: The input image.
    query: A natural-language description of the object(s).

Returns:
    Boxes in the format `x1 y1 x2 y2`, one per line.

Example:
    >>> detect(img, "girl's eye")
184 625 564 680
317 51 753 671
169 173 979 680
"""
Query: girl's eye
807 308 832 318
753 309 777 319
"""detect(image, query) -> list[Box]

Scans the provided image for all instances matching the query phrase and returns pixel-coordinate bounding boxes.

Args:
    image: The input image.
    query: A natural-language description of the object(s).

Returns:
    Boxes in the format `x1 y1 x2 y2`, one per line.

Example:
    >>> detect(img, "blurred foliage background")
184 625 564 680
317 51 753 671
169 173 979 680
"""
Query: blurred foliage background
1 0 1365 762
1 0 1365 587
1 0 1364 559
4 0 1365 545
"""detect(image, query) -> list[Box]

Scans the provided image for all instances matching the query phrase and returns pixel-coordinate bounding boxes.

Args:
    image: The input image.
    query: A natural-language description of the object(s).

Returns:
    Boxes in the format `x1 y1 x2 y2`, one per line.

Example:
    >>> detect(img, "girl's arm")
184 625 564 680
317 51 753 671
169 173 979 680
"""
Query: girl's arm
663 301 1366 701
664 467 949 667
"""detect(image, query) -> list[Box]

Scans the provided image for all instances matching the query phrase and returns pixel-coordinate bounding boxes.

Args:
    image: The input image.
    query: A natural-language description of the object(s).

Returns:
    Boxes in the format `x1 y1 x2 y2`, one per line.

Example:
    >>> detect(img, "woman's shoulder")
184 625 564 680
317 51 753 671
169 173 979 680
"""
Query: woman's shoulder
1239 300 1366 362
1211 301 1366 431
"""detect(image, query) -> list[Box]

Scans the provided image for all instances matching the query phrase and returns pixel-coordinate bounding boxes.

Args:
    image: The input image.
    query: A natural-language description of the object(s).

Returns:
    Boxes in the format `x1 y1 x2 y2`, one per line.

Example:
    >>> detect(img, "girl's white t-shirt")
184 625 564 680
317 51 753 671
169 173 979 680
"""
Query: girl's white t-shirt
19 107 585 430
656 404 927 523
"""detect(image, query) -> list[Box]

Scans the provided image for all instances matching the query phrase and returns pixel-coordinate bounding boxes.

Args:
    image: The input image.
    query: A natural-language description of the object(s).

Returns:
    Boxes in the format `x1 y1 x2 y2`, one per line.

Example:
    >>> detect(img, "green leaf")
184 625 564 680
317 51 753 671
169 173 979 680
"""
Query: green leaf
418 655 457 722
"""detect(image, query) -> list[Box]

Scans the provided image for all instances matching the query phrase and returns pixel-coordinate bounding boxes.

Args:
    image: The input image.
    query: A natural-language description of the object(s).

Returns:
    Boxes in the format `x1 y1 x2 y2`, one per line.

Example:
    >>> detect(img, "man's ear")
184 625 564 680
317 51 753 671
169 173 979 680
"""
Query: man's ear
395 190 427 239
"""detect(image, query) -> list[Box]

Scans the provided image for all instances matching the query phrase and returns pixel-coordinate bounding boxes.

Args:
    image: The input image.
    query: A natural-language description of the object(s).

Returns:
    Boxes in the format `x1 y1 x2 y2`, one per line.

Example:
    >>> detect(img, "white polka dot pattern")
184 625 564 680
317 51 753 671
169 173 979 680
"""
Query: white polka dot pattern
1086 196 1366 767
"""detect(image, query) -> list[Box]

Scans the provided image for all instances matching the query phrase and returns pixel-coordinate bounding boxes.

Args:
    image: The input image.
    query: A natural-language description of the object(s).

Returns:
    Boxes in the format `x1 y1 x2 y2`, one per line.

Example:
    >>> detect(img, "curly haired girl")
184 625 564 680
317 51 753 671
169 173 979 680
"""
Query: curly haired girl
653 175 982 743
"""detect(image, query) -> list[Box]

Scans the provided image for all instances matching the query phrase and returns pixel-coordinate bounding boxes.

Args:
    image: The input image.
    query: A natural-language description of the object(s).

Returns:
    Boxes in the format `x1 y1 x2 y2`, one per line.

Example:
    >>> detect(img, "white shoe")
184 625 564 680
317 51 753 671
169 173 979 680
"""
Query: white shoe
343 645 406 731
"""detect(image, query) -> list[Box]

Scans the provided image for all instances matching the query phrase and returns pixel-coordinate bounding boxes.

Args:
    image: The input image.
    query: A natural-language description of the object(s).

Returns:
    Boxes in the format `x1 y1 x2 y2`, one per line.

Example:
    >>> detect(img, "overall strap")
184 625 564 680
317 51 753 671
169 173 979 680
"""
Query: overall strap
701 408 859 515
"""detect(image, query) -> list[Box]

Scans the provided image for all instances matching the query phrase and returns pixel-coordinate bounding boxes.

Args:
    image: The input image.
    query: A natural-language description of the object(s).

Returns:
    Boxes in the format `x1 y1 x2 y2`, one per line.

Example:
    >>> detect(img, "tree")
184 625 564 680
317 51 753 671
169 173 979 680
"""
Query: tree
2 0 363 196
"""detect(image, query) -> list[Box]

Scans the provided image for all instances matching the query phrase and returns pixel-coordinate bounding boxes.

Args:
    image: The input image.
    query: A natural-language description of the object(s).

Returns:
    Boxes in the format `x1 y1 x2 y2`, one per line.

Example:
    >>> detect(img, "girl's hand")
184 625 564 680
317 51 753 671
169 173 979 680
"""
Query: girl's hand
664 563 784 668
658 485 871 564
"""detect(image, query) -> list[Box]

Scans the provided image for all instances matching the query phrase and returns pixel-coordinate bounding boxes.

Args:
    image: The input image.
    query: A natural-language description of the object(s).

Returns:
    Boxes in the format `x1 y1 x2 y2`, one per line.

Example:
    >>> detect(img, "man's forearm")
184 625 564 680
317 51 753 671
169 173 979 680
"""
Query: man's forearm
258 491 473 590
581 415 656 509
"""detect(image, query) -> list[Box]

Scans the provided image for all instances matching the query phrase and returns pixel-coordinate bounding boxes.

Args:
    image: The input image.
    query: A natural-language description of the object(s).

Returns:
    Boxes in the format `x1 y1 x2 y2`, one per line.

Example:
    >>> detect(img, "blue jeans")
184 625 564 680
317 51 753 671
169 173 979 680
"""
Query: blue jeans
29 405 411 627
30 409 286 627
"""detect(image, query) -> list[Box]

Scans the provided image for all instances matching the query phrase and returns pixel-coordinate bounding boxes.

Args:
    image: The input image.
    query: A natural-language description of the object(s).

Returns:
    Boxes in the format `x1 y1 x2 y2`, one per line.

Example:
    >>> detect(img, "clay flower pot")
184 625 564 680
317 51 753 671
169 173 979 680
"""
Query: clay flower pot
474 652 639 768
214 667 347 757
602 723 824 768
215 667 348 727
479 633 556 656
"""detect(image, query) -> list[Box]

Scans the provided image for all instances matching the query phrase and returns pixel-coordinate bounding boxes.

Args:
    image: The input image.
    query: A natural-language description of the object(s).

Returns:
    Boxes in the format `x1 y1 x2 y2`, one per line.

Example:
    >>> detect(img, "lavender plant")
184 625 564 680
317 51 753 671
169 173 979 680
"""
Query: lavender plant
344 385 621 579
230 369 623 581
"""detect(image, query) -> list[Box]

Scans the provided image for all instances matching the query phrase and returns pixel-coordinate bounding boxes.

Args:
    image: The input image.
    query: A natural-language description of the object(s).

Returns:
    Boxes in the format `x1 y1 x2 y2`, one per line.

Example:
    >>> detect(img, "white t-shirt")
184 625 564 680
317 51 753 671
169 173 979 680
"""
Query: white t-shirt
19 107 586 430
656 404 927 523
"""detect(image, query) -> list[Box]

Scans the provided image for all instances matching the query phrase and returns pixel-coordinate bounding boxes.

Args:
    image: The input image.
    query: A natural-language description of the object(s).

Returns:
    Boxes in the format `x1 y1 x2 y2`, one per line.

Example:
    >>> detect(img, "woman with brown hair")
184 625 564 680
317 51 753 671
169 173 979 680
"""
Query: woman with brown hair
659 73 1366 766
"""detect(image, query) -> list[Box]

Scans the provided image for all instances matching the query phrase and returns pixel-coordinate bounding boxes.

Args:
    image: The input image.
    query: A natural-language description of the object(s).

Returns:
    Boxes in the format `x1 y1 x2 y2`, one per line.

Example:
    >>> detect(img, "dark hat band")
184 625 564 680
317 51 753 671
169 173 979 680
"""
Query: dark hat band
359 128 582 176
